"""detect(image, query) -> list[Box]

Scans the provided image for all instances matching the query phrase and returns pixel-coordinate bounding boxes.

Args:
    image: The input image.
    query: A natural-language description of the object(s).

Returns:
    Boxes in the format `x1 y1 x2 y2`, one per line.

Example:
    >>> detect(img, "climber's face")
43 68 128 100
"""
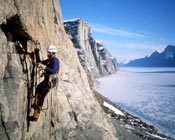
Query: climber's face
47 51 52 58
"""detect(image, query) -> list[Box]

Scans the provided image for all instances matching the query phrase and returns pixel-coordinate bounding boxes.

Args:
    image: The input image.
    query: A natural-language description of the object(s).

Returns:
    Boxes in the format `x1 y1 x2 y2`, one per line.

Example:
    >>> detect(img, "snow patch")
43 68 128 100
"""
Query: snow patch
63 18 81 23
150 134 167 140
110 56 114 59
98 46 105 51
96 40 104 45
103 101 125 116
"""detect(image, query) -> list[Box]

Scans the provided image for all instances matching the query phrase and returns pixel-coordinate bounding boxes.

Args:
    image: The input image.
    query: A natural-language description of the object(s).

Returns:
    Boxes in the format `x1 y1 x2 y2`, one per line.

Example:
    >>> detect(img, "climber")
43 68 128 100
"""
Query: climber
29 45 60 122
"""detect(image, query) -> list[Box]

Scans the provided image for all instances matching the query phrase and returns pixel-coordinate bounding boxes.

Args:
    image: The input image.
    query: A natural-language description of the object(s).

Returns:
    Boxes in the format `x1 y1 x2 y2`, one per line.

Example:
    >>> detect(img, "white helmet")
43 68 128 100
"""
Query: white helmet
48 45 57 53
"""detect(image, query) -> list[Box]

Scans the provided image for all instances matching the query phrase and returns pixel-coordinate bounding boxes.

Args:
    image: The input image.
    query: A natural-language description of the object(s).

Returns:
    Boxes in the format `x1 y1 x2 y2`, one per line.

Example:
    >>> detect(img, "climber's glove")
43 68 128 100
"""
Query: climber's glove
37 63 46 70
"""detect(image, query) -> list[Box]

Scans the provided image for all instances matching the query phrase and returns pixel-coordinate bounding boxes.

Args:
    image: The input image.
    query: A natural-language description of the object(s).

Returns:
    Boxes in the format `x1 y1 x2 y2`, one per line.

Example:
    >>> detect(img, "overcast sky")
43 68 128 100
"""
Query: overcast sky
59 0 175 63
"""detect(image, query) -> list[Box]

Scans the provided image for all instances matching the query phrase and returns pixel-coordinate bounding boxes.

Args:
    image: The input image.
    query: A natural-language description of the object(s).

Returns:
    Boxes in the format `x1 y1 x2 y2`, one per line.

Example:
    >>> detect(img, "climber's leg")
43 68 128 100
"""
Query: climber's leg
29 81 50 121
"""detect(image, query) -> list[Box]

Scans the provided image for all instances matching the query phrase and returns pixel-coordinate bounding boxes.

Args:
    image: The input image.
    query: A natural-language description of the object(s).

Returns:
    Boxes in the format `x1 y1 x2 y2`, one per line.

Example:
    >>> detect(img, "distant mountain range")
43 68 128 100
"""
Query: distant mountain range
120 45 175 67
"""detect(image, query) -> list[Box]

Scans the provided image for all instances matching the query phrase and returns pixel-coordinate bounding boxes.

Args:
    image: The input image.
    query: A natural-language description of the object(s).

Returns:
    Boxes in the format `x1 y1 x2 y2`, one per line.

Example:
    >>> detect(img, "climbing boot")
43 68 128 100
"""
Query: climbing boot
29 116 38 122
32 106 41 120
31 94 40 109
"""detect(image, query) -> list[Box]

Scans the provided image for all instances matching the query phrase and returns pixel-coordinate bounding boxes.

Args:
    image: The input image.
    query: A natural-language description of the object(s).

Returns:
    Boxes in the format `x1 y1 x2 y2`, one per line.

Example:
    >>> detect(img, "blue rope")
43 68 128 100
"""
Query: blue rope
1 76 26 81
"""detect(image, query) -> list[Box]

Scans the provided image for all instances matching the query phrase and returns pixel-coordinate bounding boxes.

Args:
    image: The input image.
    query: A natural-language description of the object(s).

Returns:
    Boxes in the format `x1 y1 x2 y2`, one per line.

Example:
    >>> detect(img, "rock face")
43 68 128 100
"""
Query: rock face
63 19 118 80
0 1 116 140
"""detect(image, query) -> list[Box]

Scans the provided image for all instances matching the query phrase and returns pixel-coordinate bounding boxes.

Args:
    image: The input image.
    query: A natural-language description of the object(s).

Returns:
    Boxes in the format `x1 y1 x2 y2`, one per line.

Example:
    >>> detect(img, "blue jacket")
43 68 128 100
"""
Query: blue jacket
42 57 59 74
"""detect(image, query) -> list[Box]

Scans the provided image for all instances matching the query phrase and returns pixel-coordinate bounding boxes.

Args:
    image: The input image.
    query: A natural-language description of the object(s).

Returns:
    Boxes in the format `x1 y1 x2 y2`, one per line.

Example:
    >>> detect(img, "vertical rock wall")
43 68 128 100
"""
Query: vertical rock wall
64 19 118 80
96 41 118 76
64 19 101 81
0 1 116 140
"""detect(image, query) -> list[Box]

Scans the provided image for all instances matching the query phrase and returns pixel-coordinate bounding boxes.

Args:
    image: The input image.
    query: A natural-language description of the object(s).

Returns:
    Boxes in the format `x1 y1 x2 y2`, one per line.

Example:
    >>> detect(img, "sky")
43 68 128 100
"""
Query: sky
59 0 175 63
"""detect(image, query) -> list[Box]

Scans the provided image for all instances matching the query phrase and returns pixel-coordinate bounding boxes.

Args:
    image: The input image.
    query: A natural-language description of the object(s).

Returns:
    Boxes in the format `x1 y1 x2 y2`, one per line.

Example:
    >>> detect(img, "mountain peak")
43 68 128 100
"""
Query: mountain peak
122 45 175 67
164 45 175 52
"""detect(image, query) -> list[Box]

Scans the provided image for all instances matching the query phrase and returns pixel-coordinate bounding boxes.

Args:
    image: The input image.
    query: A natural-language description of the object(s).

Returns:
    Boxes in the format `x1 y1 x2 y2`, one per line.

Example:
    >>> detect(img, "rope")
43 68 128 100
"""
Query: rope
49 76 54 140
41 76 53 111
33 64 37 97
41 98 49 111
13 39 47 132
16 39 59 137
48 75 60 139
15 40 38 131
1 76 25 81
24 53 31 132
1 75 42 85
50 81 53 140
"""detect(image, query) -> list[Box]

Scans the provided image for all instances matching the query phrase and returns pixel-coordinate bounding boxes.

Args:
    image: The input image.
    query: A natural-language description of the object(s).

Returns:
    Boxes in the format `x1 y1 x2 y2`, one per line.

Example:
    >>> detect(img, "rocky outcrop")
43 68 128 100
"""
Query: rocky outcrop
0 1 116 140
63 19 118 80
95 41 118 76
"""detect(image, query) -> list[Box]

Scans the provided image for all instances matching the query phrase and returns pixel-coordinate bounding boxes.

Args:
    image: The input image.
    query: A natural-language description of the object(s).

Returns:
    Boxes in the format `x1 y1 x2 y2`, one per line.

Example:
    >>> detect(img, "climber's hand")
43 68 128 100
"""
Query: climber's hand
37 63 46 70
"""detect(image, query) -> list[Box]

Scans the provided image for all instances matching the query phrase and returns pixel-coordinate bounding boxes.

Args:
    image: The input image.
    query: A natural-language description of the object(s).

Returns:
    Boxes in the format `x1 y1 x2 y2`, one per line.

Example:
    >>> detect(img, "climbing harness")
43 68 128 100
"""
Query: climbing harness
49 74 58 88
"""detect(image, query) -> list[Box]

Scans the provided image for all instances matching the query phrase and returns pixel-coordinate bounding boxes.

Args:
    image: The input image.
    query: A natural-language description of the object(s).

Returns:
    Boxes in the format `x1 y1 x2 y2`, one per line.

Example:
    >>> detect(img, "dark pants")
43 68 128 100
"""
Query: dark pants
35 79 50 107
31 79 50 119
32 75 59 119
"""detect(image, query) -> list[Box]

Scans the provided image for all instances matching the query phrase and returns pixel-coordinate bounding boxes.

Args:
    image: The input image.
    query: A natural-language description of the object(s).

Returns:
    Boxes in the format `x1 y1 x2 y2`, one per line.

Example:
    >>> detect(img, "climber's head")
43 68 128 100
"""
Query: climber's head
47 45 57 58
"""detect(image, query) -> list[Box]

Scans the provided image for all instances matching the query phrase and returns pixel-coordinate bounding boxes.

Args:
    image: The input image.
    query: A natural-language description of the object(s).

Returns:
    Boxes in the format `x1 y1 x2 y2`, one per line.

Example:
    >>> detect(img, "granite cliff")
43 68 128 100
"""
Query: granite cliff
63 19 118 81
0 1 116 140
